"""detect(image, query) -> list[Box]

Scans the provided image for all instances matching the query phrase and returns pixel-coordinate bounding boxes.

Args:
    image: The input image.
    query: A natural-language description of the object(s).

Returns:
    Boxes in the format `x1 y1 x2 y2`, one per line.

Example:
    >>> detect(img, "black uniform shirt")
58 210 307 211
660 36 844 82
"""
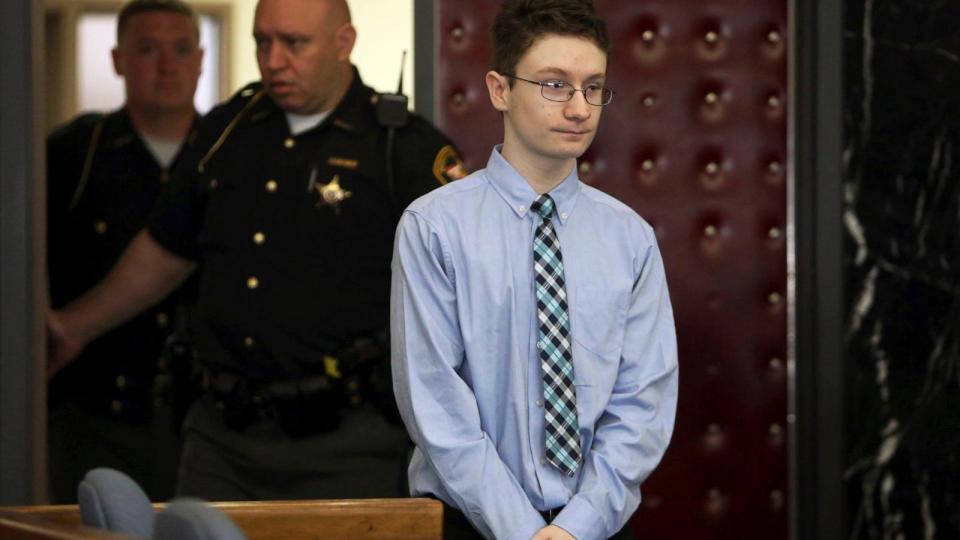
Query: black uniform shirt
148 69 464 379
48 109 198 417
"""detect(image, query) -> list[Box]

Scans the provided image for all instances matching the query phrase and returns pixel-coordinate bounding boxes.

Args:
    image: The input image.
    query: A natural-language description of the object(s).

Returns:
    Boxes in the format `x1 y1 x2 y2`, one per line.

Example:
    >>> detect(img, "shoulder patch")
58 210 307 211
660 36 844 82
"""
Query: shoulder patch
432 145 467 185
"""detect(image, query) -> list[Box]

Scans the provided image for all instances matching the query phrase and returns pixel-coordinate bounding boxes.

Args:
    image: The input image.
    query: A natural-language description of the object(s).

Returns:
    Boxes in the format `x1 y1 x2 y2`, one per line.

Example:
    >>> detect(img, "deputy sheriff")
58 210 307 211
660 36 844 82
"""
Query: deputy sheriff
47 0 465 500
46 0 202 503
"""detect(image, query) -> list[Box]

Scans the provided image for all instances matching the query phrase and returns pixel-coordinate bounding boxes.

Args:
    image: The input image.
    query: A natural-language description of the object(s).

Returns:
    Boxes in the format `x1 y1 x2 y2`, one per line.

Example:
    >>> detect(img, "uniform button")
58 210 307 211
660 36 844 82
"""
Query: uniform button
246 276 260 290
156 312 170 328
265 180 278 192
111 400 123 414
209 178 219 189
94 220 108 234
160 172 170 183
283 137 295 149
253 232 266 245
243 336 255 348
115 375 126 389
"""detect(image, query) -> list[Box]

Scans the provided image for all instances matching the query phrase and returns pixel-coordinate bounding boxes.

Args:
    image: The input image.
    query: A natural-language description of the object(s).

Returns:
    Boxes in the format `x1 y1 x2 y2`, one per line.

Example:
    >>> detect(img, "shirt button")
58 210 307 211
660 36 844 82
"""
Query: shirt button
536 342 542 350
540 456 547 466
93 220 108 234
253 232 266 245
265 180 278 192
519 205 526 212
561 213 568 219
535 399 543 407
243 336 255 348
283 137 295 149
246 276 260 290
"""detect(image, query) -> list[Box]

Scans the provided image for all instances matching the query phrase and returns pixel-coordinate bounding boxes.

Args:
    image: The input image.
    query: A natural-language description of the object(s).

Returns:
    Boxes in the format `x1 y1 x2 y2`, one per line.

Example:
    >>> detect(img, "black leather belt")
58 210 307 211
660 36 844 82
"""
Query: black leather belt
539 506 564 522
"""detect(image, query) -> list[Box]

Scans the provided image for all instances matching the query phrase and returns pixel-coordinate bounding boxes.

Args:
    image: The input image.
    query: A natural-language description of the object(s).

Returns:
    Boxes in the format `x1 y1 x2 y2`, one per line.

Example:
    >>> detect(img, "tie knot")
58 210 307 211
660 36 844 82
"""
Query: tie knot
531 194 555 219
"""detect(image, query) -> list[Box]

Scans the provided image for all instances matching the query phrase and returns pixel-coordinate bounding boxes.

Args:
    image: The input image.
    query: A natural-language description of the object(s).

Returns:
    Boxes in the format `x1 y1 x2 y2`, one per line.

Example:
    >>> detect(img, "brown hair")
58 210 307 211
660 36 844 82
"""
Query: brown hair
117 0 199 42
491 0 610 82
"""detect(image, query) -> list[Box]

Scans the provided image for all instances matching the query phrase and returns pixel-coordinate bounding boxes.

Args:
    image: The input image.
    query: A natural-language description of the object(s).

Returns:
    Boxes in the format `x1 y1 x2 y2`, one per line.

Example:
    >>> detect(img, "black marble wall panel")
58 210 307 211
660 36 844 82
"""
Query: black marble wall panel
844 1 960 538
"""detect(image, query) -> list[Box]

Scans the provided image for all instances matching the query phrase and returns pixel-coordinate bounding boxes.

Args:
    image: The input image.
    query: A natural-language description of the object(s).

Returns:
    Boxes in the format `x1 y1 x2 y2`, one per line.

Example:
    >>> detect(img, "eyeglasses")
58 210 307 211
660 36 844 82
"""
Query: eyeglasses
502 74 614 106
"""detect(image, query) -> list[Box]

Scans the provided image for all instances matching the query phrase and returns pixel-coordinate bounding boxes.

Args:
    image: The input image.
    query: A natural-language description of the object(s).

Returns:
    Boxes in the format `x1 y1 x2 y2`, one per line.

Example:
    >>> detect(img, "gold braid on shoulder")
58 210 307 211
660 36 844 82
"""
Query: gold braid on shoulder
197 89 267 174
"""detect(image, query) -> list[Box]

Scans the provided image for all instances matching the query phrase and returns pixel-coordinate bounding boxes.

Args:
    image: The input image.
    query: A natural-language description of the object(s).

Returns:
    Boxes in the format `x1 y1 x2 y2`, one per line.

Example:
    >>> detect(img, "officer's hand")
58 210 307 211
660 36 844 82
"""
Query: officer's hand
47 310 84 379
531 525 576 540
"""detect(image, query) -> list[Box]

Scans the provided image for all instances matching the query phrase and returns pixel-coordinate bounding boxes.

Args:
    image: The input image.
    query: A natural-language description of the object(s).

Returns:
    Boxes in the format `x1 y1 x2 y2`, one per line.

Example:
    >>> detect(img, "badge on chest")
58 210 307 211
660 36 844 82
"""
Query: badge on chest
312 173 352 213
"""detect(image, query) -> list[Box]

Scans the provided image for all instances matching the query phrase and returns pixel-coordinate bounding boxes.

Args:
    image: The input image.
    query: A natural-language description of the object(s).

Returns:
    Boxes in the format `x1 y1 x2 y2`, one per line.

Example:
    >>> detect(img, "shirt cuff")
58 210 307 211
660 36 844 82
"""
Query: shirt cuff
551 497 608 540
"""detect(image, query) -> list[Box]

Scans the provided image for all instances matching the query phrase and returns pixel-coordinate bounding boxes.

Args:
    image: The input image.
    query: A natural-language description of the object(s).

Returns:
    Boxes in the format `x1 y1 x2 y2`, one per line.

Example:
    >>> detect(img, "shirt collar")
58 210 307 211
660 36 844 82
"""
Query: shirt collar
246 65 374 134
484 145 580 225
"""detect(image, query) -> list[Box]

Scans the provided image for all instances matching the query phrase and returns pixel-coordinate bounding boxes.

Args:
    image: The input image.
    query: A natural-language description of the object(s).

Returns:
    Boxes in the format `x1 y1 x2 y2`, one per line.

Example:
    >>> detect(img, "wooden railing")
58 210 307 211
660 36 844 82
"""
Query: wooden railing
0 498 442 540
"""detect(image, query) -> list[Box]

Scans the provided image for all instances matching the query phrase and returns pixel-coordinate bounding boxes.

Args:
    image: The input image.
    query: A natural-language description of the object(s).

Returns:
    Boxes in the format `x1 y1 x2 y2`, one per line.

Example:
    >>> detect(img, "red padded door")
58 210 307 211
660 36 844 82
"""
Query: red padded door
433 1 789 538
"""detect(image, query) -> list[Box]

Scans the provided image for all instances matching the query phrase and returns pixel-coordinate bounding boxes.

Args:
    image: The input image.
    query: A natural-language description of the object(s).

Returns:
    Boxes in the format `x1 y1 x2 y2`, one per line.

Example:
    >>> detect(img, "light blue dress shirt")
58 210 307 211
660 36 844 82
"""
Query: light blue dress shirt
391 147 679 540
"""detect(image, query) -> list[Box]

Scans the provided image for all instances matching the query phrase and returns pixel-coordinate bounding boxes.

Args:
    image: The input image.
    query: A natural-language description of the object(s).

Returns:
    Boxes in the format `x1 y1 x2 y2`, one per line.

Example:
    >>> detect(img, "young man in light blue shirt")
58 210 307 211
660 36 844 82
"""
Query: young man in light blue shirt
391 1 678 538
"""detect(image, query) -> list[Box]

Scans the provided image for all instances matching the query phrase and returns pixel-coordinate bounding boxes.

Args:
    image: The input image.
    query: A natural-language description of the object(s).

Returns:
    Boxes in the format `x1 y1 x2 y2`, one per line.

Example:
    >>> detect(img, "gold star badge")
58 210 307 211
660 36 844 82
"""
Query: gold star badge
314 174 352 212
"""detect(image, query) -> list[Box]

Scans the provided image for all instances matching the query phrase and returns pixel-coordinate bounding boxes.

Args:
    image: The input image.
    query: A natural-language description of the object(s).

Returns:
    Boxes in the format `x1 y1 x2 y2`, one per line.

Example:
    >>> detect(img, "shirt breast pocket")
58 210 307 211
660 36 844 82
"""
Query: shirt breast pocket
198 174 244 249
570 284 628 365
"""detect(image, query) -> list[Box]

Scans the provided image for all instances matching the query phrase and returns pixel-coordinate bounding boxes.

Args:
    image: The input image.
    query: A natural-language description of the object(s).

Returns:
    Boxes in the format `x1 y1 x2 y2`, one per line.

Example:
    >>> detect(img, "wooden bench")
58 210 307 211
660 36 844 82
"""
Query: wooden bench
1 498 442 540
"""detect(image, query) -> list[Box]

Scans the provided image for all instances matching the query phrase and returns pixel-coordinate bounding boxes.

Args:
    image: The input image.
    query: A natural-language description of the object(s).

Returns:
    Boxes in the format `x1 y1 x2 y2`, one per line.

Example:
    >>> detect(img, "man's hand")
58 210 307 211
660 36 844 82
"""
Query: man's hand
531 525 576 540
47 310 85 379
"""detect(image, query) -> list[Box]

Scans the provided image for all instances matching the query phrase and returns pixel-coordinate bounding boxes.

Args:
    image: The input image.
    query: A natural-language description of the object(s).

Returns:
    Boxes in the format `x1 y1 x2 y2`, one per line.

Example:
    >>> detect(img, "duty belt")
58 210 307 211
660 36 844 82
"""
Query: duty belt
203 336 391 436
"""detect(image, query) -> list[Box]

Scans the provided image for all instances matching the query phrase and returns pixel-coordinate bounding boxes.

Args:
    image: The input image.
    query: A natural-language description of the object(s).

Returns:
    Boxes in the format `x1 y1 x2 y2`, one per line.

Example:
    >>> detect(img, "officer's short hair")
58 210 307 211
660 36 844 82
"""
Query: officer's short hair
117 0 200 43
491 0 610 85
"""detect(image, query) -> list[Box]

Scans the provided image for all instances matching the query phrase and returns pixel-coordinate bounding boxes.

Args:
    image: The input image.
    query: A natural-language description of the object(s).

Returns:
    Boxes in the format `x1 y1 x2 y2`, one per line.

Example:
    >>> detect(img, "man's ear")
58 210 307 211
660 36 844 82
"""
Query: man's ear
485 70 510 112
111 47 123 77
334 23 357 61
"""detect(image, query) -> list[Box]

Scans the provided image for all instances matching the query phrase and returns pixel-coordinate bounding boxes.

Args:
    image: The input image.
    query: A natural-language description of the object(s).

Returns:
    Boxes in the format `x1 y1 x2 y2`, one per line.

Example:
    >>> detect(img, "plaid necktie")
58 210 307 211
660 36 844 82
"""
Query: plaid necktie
531 194 581 477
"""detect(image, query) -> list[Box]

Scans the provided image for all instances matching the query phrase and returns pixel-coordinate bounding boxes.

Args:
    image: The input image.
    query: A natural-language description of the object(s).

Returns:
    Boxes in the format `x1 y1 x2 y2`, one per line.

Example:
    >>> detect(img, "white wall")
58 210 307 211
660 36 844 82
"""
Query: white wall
217 0 415 103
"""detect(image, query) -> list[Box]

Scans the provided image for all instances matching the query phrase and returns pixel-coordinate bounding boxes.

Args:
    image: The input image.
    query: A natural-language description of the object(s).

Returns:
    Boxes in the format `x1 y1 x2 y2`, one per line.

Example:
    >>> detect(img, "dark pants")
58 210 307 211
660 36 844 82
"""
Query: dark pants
441 502 635 540
47 398 181 503
175 394 410 500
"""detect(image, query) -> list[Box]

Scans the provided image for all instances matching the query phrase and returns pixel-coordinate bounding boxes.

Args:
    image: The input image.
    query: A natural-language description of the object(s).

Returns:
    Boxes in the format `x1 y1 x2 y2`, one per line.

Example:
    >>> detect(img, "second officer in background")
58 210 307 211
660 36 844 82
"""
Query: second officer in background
46 0 202 503
48 0 466 500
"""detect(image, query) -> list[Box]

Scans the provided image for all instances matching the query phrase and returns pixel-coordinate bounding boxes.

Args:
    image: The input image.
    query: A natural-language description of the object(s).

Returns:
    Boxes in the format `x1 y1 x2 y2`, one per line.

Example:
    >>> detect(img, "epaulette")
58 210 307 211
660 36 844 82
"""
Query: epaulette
49 111 106 141
197 83 267 174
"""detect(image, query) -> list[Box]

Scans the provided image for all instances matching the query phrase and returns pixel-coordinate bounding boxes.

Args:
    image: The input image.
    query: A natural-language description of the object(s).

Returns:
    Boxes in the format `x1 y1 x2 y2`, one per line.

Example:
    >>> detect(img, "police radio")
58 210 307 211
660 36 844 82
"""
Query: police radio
378 51 409 211
377 50 410 128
